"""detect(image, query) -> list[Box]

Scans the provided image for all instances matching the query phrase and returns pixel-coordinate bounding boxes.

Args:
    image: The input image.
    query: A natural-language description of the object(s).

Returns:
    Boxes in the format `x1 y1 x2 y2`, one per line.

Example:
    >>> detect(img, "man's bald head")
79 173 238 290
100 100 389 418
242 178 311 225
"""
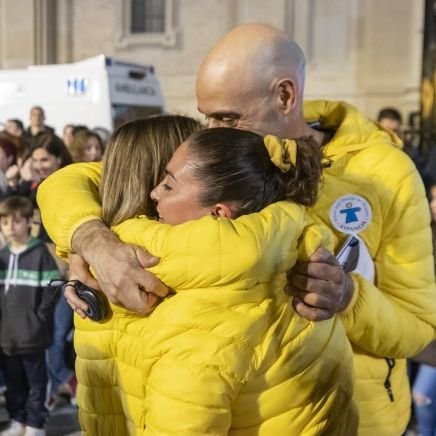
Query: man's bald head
196 23 310 139
198 24 304 102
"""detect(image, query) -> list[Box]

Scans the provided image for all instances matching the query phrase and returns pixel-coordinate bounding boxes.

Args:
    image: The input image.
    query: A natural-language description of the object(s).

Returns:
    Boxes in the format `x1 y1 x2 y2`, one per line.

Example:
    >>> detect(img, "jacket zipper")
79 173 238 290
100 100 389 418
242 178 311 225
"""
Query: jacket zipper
384 358 395 401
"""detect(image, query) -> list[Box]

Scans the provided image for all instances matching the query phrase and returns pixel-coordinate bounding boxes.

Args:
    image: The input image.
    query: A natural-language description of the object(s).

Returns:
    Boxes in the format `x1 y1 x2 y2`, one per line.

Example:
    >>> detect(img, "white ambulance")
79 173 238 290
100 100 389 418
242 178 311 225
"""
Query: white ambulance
0 55 165 135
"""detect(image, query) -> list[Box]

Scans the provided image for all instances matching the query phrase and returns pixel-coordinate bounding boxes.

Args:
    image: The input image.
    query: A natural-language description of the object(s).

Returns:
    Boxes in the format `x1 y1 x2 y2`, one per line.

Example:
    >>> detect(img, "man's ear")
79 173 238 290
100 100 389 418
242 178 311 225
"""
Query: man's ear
276 79 297 113
211 203 234 218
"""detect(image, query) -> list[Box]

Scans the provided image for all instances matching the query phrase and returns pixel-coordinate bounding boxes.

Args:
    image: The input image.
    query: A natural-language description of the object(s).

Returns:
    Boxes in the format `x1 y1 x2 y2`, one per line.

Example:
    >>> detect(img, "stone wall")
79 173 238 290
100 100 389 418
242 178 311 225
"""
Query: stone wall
0 0 425 124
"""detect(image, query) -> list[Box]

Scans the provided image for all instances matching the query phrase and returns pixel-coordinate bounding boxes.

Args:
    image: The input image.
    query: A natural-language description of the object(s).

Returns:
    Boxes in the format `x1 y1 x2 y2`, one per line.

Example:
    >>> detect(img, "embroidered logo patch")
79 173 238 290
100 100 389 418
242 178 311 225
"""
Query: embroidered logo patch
329 194 372 234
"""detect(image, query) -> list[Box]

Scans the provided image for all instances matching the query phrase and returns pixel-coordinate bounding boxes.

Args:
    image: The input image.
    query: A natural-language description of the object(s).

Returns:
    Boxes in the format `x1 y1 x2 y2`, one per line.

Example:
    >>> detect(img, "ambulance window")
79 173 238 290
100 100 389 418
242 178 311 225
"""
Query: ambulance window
112 104 163 129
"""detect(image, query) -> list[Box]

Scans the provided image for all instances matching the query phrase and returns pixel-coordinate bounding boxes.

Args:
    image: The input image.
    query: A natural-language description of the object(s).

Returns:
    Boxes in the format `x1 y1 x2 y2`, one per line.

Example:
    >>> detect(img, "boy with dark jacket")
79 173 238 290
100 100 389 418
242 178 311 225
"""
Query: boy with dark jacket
0 196 59 436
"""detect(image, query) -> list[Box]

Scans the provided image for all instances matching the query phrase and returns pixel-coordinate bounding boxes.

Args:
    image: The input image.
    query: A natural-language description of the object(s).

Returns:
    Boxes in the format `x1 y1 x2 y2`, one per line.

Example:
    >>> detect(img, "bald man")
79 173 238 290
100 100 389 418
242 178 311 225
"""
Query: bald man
37 24 436 435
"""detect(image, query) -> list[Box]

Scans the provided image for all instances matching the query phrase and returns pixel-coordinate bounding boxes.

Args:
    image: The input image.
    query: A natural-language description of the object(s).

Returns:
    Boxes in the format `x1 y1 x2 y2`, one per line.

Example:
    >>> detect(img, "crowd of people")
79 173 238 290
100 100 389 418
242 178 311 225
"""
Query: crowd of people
0 22 435 436
0 106 109 436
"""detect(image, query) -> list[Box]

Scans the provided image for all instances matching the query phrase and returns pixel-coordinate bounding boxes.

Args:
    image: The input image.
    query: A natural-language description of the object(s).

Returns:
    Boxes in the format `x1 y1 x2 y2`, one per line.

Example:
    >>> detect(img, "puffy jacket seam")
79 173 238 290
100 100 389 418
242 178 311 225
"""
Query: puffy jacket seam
146 381 233 411
151 348 253 384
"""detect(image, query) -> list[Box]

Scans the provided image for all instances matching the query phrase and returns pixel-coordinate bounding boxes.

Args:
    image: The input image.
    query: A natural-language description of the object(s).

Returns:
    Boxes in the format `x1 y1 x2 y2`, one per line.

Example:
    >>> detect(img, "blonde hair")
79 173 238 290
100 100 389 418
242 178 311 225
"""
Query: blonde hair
100 115 203 226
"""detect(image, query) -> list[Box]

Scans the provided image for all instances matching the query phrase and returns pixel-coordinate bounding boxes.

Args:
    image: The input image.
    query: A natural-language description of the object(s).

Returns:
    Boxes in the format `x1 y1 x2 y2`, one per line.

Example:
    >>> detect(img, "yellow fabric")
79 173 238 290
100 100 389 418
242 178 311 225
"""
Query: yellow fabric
264 134 297 171
38 167 358 435
304 100 436 435
35 99 436 435
37 161 103 259
73 202 357 435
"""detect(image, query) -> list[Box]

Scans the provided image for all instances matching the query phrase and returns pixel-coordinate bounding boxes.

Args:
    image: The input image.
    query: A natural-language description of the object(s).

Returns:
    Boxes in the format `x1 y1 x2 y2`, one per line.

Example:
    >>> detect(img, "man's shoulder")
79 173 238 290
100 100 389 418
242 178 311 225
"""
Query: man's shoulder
354 141 417 177
44 125 55 134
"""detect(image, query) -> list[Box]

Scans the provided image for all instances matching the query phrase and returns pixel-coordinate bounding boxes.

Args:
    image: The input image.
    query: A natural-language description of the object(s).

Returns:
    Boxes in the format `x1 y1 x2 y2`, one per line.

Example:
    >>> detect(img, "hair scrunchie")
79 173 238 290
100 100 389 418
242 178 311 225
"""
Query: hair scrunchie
264 135 297 172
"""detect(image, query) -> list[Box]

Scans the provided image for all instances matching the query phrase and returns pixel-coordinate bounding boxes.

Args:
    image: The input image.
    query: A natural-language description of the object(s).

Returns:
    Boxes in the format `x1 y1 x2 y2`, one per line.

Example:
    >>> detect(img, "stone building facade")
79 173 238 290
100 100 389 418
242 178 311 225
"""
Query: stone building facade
0 0 425 124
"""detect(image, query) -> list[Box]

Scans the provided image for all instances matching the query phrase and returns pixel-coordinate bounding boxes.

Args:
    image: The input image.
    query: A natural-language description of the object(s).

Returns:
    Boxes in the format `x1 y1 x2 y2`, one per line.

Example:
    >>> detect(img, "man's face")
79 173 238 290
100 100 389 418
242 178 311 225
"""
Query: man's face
196 77 288 138
30 108 44 126
379 118 401 136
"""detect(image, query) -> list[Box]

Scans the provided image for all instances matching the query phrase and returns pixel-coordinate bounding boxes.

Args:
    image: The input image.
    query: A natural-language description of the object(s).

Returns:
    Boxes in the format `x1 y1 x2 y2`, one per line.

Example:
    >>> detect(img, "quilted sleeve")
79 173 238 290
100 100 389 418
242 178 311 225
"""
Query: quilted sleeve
341 150 436 357
112 201 306 288
297 215 337 261
144 349 242 434
36 162 103 259
141 294 254 435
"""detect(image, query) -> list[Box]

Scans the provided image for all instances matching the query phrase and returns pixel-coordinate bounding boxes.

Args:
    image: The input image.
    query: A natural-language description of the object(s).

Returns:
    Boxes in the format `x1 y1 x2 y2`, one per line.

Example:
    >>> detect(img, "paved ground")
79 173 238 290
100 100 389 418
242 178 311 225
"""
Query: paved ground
0 394 422 436
0 395 81 436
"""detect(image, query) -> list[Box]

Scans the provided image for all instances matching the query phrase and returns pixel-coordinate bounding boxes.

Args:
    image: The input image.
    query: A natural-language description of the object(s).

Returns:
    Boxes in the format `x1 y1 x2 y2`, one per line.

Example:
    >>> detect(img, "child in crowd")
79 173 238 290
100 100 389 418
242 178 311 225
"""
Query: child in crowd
5 134 74 410
43 117 358 434
0 196 60 436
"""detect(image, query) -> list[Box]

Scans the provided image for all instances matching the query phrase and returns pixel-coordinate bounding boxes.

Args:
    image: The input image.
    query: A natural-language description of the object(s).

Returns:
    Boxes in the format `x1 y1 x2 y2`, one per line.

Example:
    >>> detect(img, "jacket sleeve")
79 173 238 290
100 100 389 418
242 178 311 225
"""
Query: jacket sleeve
297 215 337 261
340 150 436 357
36 162 103 259
112 202 308 288
142 295 253 435
144 345 241 434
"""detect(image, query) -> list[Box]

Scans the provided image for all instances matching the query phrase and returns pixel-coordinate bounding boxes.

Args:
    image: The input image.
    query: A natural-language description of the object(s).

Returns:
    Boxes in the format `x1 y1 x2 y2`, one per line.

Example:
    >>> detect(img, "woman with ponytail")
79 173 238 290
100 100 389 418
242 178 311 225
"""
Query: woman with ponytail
42 121 358 435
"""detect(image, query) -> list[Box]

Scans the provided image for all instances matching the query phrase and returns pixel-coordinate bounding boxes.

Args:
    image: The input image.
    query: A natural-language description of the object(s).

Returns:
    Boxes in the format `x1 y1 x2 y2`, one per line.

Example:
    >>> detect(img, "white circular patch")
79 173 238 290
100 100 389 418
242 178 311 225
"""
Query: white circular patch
329 194 372 235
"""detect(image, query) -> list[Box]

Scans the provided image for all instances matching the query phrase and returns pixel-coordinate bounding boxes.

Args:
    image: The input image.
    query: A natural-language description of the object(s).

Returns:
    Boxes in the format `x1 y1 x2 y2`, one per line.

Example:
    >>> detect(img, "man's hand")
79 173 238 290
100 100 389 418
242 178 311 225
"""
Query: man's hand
68 220 169 316
285 246 354 321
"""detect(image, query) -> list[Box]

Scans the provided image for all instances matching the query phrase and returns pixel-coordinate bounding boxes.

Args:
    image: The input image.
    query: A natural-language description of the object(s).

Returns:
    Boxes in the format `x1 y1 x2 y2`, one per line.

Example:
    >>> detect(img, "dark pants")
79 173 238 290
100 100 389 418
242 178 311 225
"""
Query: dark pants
4 350 48 428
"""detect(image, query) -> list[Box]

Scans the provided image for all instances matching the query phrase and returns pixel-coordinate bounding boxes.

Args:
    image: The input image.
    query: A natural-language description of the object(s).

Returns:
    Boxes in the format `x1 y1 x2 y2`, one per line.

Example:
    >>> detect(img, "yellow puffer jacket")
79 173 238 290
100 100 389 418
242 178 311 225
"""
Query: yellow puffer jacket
56 199 357 434
304 100 436 435
80 203 359 435
37 100 434 435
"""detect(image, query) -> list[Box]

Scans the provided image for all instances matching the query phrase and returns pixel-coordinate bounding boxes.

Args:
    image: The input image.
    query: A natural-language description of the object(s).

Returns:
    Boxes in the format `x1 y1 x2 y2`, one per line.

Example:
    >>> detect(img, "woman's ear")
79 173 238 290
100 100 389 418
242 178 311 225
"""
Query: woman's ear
211 203 234 218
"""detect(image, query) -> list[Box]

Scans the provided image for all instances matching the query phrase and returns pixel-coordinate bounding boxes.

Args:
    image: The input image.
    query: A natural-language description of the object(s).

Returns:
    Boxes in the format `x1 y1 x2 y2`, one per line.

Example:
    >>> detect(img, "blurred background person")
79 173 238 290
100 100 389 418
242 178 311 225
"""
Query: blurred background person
4 120 24 139
62 124 75 148
0 196 59 436
5 134 72 240
68 129 103 163
0 135 17 198
3 133 75 412
23 106 54 149
91 127 111 148
377 107 403 139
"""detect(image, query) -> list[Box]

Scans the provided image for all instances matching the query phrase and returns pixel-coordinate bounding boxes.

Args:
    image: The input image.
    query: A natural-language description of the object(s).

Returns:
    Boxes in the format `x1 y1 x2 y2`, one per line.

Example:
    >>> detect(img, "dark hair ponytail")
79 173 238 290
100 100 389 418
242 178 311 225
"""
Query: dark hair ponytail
279 136 323 206
186 128 323 216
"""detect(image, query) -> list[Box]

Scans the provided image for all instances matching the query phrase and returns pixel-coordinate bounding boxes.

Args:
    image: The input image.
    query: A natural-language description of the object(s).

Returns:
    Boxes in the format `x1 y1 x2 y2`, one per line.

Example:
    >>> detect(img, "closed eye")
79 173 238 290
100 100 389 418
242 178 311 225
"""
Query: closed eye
221 117 238 127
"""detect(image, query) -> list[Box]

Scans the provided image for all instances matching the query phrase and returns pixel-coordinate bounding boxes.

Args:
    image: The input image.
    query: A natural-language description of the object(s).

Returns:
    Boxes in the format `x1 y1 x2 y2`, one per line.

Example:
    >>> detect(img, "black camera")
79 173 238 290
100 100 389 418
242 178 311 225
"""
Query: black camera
52 279 107 322
71 280 107 321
